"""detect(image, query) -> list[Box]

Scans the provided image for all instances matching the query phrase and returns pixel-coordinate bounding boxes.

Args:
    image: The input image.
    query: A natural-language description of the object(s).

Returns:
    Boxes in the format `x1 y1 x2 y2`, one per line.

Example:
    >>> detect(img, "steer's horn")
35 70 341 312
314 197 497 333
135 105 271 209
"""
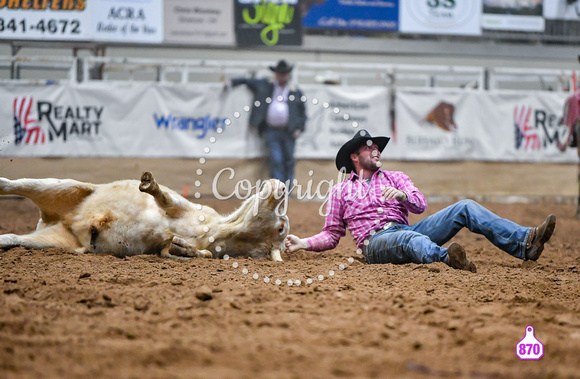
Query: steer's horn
270 248 283 262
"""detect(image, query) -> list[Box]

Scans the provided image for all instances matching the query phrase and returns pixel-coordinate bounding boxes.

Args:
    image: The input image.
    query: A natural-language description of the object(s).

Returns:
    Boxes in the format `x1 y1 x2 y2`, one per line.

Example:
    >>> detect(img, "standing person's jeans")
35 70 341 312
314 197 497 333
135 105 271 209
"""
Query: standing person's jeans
264 127 296 187
365 199 533 264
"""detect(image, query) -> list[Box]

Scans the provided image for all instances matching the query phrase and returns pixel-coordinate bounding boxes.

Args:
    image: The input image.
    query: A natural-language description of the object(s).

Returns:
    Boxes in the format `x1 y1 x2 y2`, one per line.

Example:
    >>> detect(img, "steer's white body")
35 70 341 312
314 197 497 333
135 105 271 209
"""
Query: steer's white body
0 173 289 261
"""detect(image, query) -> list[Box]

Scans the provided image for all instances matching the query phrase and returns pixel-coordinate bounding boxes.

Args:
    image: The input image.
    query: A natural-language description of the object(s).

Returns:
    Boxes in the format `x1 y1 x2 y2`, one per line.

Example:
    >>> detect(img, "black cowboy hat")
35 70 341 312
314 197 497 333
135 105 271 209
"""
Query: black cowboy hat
269 59 294 74
335 129 390 172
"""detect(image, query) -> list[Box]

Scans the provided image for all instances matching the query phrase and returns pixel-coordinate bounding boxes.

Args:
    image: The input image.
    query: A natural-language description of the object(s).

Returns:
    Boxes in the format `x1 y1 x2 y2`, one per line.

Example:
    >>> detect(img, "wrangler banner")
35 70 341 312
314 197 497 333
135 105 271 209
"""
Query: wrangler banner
388 88 577 163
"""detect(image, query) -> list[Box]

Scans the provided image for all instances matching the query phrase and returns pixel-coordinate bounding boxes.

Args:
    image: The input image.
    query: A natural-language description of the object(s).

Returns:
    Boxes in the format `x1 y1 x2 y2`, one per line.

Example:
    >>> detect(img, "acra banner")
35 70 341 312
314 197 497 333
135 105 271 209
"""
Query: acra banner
92 0 163 43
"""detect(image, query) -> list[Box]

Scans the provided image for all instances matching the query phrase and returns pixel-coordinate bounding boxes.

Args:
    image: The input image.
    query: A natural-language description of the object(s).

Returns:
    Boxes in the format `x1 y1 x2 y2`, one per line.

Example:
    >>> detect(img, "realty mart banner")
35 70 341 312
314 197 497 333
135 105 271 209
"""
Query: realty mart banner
388 88 577 163
0 82 388 159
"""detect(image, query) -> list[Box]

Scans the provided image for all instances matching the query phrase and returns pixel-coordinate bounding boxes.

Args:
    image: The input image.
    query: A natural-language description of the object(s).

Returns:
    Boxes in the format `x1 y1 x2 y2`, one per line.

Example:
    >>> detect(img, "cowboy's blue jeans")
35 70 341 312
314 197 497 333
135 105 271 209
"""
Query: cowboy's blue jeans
365 199 533 264
264 127 296 186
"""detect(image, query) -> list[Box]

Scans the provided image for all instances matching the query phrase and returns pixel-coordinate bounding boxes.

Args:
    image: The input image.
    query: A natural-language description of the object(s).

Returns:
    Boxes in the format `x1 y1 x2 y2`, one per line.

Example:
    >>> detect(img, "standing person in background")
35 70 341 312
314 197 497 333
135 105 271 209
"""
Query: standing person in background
228 60 307 187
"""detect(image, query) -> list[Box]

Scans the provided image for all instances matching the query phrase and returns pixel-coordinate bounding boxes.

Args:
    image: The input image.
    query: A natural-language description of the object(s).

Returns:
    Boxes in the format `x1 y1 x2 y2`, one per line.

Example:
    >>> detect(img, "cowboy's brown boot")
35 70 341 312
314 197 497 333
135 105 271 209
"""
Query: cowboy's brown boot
525 215 556 261
447 242 477 273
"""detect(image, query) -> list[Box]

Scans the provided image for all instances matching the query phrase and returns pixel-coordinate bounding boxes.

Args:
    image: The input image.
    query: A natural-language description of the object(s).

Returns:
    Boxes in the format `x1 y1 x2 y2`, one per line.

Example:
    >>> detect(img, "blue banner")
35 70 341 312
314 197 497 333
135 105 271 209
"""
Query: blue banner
302 0 398 31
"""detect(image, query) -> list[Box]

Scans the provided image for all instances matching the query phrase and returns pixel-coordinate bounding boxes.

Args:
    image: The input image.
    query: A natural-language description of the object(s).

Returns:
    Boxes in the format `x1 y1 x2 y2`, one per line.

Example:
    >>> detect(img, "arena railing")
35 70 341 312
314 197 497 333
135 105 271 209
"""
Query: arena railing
0 55 578 93
0 55 77 84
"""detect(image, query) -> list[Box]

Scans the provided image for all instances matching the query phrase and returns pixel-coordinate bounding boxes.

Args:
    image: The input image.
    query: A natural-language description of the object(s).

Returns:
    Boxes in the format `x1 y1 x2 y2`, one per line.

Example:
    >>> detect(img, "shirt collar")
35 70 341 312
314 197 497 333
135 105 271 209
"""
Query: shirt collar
348 169 384 182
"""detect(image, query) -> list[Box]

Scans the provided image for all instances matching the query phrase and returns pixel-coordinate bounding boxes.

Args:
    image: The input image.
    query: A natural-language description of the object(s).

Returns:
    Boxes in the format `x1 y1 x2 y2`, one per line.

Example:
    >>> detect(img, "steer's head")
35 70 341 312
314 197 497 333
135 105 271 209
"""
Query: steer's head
253 179 289 261
208 178 290 261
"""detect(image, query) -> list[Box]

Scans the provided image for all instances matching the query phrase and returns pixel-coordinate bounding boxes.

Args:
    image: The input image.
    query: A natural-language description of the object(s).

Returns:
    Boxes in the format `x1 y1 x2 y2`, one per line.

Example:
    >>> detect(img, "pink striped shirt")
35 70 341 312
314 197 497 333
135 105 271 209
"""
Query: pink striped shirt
305 169 427 251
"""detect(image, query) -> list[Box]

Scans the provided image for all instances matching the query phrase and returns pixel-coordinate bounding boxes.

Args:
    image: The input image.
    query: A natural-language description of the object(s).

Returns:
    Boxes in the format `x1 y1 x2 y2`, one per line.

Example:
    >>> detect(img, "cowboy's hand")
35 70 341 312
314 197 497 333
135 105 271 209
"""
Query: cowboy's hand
285 234 308 253
382 186 406 201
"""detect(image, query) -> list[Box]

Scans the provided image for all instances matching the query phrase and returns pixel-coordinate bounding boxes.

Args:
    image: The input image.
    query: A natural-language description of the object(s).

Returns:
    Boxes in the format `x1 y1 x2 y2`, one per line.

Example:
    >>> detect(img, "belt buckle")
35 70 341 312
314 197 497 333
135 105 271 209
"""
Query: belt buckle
383 221 396 230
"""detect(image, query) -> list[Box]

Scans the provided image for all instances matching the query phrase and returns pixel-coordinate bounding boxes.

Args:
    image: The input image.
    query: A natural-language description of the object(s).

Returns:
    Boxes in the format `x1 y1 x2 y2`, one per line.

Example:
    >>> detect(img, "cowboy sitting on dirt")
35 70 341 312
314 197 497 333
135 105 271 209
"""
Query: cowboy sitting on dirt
285 129 557 272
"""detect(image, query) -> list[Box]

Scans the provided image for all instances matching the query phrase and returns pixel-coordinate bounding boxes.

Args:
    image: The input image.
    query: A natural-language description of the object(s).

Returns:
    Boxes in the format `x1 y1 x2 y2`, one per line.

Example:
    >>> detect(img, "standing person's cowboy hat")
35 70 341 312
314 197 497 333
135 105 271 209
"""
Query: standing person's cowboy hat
335 129 390 172
269 60 294 74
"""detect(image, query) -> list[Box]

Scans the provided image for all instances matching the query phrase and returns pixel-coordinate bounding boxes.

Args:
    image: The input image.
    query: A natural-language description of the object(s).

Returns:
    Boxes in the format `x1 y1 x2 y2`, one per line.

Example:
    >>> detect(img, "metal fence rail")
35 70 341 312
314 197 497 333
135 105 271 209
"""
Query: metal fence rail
0 55 578 92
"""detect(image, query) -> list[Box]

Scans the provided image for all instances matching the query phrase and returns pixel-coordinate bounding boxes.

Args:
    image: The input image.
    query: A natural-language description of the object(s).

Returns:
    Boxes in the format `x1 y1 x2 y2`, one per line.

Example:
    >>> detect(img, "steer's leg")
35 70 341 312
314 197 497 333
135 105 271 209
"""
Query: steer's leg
163 236 213 259
0 177 96 225
139 172 188 218
0 223 81 251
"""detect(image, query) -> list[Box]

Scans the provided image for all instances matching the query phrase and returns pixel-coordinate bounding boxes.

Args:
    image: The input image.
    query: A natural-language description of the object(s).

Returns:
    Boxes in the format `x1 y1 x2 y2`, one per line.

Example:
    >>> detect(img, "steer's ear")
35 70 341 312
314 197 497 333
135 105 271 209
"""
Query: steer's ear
259 180 274 198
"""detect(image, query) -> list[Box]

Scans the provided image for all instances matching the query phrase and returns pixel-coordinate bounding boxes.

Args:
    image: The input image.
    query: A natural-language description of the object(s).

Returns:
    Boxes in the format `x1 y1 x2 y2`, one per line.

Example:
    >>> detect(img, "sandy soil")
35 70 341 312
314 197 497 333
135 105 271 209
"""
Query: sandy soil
1 162 580 378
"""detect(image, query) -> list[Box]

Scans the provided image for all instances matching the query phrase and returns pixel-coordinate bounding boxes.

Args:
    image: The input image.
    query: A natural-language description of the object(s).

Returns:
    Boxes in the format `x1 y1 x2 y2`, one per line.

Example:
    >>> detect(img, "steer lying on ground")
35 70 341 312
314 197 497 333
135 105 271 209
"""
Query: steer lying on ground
0 172 289 261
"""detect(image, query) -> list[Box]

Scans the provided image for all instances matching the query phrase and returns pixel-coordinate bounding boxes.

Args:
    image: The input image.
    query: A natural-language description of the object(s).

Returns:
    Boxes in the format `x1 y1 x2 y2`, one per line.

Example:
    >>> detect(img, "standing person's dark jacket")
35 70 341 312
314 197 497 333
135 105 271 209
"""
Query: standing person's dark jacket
231 78 307 136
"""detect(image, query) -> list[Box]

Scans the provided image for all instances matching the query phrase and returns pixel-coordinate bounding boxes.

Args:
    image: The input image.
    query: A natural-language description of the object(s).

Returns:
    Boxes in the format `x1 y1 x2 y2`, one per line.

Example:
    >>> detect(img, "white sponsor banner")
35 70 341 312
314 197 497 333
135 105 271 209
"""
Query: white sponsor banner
544 0 580 20
399 0 482 36
297 85 390 159
1 83 576 163
0 0 92 41
388 88 577 163
0 82 389 159
482 0 545 32
164 0 235 46
92 0 163 43
0 82 257 158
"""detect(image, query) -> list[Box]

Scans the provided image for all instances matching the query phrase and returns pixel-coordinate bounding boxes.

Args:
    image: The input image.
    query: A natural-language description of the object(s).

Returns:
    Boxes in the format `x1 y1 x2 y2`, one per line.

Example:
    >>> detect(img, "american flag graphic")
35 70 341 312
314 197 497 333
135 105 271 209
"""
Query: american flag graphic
514 105 540 151
13 97 45 145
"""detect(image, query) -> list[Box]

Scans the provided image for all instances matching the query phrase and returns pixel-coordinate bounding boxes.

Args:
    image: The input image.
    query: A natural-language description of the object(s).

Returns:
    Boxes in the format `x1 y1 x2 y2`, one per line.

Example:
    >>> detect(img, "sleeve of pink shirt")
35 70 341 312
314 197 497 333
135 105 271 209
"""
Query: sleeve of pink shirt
303 185 346 251
391 171 427 214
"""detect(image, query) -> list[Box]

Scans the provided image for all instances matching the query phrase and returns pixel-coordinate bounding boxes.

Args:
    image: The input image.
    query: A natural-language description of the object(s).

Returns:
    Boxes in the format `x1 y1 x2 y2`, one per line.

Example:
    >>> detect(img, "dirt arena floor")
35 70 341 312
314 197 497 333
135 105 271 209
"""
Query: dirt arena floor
1 159 579 378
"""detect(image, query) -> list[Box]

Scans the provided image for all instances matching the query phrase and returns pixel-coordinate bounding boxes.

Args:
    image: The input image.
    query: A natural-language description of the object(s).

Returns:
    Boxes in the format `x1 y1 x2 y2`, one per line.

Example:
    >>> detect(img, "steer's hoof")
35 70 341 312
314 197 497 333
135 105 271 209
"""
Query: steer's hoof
168 236 198 257
139 171 159 194
197 249 213 259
